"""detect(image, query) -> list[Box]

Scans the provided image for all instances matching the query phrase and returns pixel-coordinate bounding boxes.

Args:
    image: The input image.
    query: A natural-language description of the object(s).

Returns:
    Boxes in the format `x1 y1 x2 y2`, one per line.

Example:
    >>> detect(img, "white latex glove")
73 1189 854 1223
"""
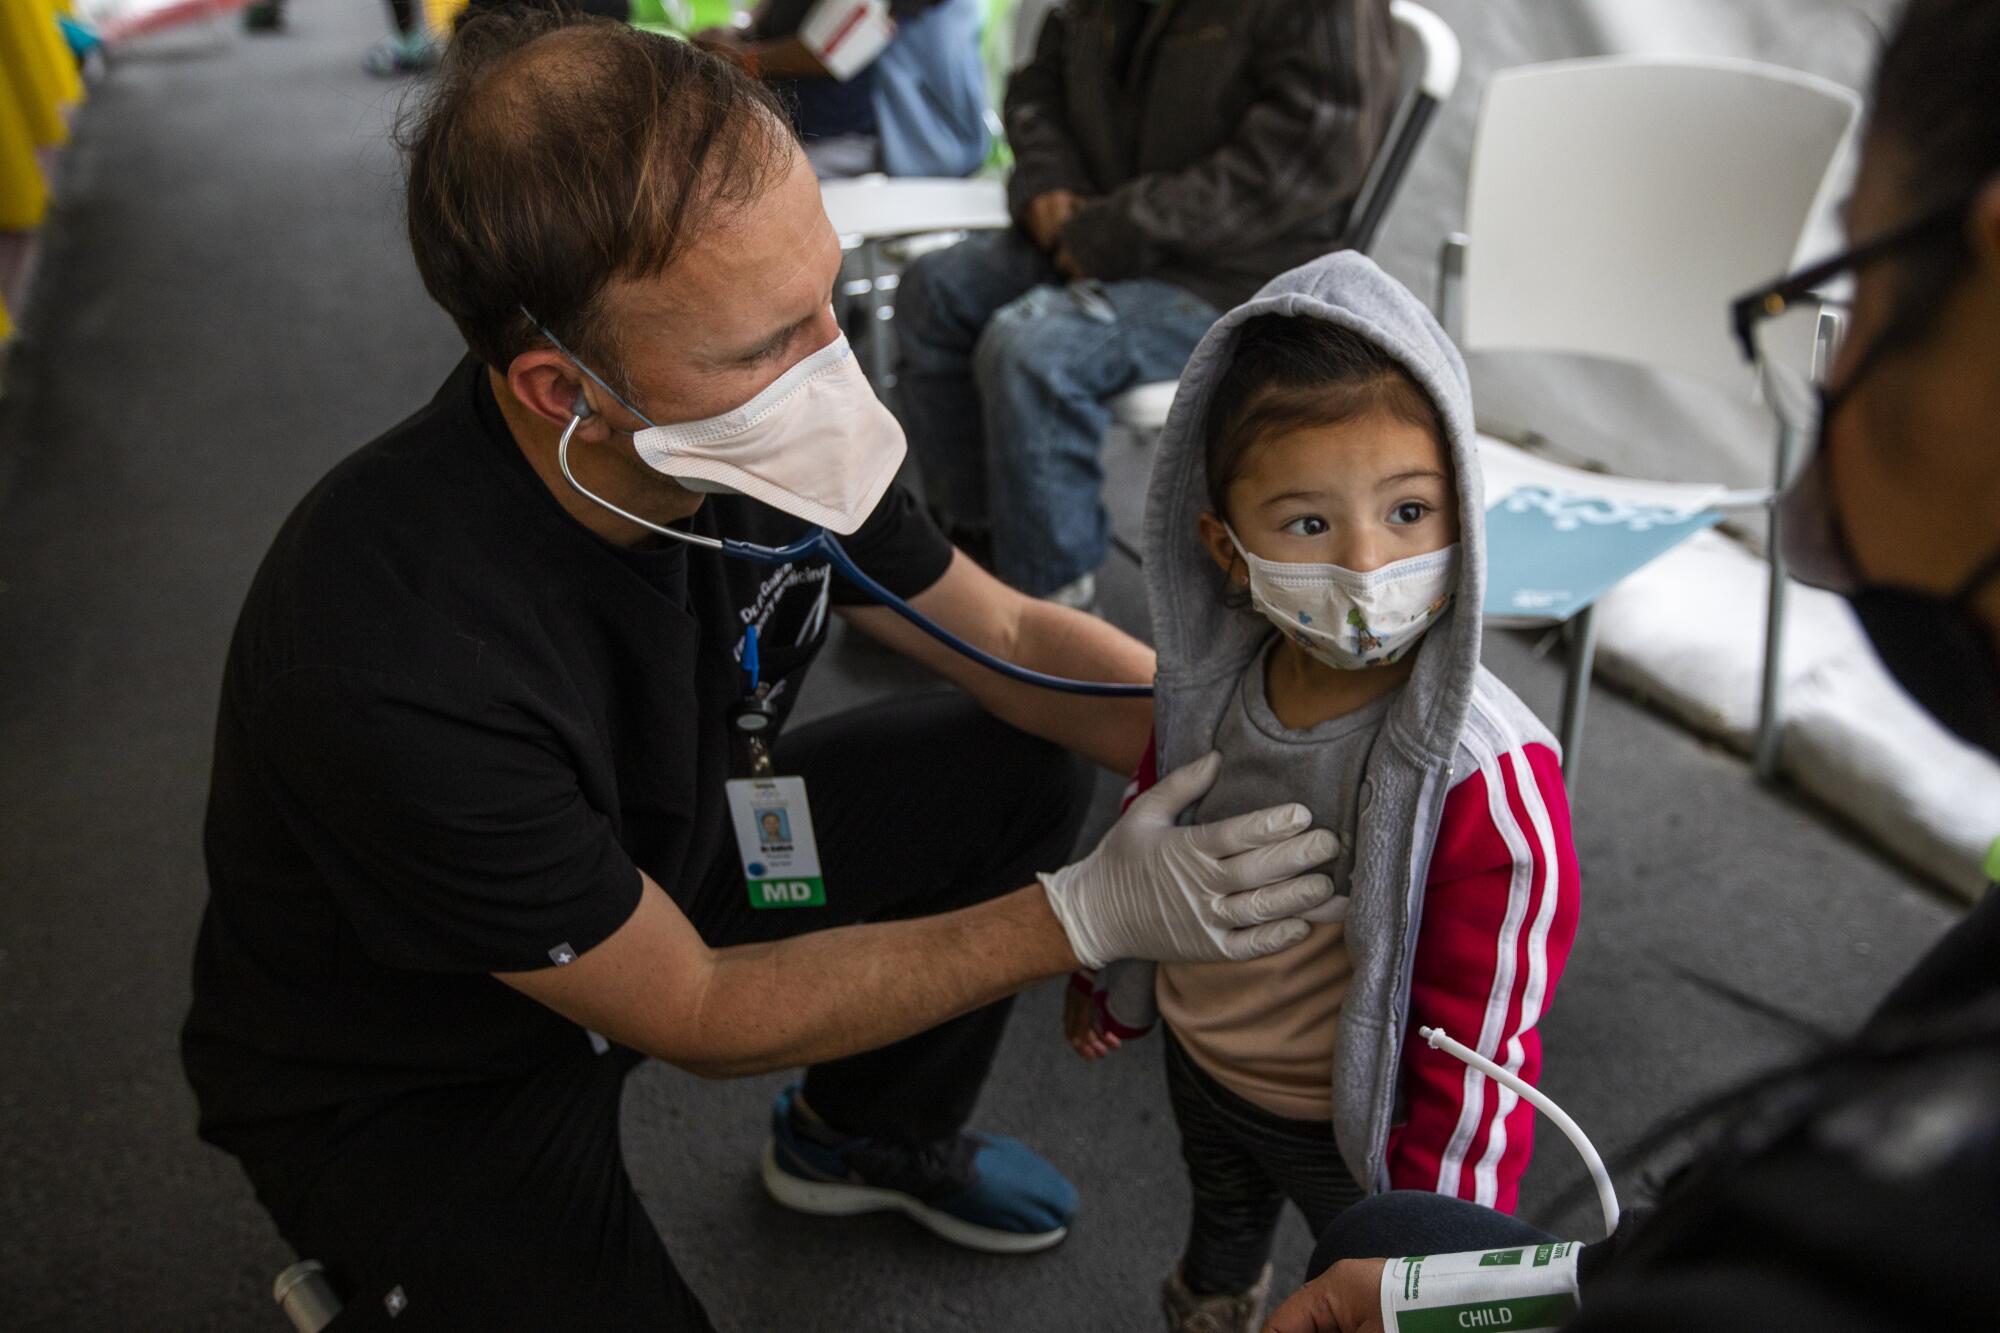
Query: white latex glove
1039 751 1340 969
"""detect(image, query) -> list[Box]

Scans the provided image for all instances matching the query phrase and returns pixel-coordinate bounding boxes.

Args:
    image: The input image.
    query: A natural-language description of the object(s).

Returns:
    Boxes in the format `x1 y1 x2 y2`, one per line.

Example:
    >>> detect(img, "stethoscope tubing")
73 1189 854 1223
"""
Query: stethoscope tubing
557 413 1153 699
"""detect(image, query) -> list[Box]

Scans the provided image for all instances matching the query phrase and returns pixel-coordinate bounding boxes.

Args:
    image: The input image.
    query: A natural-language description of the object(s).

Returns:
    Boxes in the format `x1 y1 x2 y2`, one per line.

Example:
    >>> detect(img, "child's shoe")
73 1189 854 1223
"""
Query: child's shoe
241 0 282 33
1161 1262 1273 1333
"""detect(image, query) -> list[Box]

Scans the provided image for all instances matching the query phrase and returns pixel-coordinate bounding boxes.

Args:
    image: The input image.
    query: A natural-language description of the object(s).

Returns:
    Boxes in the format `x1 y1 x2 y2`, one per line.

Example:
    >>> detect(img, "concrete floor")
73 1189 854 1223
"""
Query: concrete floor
0 8 1963 1330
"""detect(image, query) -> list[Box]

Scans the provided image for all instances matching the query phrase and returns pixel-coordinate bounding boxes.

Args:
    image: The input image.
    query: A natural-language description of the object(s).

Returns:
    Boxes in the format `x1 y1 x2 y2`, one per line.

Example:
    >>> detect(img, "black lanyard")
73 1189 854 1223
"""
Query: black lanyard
729 624 777 779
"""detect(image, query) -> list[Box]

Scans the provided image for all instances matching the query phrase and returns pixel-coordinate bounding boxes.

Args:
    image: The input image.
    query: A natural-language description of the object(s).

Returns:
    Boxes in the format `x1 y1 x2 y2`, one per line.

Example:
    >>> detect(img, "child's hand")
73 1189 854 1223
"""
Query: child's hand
1063 982 1123 1061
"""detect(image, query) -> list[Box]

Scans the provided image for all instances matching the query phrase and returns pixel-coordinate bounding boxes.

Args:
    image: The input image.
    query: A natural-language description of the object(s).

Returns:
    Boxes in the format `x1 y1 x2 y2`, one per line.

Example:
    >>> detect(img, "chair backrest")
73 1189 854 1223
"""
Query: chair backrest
1459 56 1861 394
1009 0 1059 70
1344 0 1461 254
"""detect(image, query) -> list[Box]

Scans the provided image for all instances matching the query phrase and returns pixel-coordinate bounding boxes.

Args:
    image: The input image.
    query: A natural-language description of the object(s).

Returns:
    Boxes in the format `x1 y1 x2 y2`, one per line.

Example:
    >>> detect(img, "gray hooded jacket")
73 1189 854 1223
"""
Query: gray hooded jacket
1101 252 1563 1192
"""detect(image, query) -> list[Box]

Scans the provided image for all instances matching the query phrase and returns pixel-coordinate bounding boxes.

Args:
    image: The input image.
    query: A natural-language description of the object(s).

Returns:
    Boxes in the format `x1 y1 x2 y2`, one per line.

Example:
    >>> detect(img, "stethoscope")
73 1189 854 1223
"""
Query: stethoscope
558 396 1621 1235
554 407 1152 699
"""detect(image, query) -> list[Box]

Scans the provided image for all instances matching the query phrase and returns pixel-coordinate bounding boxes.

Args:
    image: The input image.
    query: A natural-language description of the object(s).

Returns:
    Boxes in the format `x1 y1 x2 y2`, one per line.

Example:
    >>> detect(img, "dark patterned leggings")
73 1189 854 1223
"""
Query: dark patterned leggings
1165 1026 1367 1296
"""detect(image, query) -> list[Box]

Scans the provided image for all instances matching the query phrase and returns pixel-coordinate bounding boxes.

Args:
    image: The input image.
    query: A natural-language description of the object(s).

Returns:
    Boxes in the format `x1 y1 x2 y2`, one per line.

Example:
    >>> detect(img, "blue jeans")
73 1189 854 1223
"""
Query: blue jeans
895 229 1219 595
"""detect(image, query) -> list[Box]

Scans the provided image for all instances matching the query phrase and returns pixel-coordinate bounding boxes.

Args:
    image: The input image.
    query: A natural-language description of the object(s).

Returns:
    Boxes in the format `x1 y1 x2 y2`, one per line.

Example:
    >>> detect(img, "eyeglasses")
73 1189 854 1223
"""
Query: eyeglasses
1730 194 1970 435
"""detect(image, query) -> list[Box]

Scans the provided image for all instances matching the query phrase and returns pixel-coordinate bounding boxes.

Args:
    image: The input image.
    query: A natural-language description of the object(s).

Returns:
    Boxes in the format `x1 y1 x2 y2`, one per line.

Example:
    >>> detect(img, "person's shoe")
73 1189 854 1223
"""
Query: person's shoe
1161 1262 1273 1333
241 0 283 32
1042 572 1097 613
761 1084 1076 1254
364 33 440 77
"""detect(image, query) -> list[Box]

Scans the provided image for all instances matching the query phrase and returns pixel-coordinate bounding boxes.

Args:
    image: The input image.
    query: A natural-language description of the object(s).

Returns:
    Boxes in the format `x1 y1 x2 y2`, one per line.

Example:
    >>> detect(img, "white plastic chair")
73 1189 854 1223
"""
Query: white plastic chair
822 175 1010 385
819 0 1048 385
1104 0 1462 434
1438 56 1861 780
1005 0 1057 72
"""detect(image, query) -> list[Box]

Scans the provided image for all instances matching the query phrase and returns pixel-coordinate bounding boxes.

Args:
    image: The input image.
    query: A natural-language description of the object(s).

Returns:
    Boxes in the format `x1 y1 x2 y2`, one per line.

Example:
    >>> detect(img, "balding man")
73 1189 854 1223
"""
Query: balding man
181 13 1337 1326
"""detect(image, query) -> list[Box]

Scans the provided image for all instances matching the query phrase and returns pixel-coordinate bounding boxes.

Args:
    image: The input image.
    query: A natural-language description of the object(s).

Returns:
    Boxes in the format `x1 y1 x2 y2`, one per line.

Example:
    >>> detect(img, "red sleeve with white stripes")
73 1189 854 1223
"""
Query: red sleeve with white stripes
1066 734 1164 1035
1121 732 1160 812
1386 742 1580 1214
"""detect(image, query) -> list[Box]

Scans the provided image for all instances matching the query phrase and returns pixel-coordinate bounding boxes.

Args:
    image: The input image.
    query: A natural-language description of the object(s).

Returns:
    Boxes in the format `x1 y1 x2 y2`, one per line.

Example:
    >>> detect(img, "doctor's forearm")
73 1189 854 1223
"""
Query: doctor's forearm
676 884 1077 1078
999 599 1154 774
840 560 1152 774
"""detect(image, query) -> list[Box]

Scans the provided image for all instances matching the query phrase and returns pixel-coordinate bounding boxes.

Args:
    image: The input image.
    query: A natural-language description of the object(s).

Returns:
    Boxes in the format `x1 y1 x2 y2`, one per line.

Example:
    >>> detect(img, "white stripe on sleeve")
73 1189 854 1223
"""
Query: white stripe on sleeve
1471 742 1561 1205
1434 706 1534 1203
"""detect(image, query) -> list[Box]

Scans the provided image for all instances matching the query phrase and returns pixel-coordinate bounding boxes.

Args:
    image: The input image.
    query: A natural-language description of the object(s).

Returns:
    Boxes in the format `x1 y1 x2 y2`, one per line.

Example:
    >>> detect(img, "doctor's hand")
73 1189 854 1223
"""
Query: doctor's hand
1262 1258 1388 1333
1038 751 1338 970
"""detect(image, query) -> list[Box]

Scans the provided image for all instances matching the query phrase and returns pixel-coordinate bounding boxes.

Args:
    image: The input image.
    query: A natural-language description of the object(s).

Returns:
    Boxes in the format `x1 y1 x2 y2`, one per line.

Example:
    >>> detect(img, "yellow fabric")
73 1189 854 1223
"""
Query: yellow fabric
0 0 69 148
34 0 84 106
0 70 49 229
0 292 13 343
424 0 470 34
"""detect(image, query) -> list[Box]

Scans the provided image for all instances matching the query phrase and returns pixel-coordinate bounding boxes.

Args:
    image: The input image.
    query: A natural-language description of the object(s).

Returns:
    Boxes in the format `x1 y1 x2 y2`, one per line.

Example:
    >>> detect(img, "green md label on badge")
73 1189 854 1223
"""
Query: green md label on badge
748 877 826 909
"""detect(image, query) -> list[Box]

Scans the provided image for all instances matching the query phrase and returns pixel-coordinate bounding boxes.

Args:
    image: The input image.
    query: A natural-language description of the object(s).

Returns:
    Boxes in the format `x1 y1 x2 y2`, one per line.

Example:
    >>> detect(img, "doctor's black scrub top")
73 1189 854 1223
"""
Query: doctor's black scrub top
182 355 952 1141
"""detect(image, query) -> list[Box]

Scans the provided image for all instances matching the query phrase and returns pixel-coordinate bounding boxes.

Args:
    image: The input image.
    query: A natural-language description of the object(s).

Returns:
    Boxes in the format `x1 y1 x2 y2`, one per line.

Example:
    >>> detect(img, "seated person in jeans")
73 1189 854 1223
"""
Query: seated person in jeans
895 0 1399 605
698 0 989 179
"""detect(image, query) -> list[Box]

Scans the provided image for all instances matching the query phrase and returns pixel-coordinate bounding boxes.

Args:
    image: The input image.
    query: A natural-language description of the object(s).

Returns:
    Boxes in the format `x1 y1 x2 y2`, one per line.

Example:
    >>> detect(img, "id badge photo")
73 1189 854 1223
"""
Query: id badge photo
726 775 826 909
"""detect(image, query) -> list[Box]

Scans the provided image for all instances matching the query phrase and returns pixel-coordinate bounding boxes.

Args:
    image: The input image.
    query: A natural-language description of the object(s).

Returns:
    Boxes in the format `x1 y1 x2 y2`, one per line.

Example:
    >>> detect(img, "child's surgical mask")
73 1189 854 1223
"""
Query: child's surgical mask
1227 528 1458 670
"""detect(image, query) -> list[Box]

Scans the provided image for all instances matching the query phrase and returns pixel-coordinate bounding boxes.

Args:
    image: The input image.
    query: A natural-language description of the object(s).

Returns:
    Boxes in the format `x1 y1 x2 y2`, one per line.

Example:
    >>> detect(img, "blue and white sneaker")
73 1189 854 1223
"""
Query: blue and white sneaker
761 1084 1076 1254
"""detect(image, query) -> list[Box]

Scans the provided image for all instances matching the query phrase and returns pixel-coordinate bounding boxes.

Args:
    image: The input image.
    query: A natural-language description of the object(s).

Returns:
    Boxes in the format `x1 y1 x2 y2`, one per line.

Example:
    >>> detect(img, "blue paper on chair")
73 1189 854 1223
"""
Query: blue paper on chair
1482 484 1725 626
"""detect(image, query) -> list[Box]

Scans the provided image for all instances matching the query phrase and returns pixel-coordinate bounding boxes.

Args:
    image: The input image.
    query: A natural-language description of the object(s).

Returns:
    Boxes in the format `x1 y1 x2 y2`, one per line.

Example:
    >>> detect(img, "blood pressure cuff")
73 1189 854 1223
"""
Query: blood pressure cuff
799 0 895 81
1382 1242 1583 1332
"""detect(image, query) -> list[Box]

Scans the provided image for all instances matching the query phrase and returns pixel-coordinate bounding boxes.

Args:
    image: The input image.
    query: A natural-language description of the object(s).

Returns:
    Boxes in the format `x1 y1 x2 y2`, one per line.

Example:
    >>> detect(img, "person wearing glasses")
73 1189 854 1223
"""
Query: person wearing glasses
1264 1 2000 1329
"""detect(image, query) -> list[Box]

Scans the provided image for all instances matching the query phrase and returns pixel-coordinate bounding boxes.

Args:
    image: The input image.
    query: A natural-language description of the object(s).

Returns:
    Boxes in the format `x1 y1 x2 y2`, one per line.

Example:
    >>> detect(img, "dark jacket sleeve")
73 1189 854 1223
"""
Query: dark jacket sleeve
1565 892 2000 1330
1002 5 1096 229
1059 0 1391 281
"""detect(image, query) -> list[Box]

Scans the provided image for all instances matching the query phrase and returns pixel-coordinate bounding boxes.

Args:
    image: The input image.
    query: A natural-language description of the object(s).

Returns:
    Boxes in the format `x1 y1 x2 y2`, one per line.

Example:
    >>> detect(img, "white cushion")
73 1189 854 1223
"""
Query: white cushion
1589 526 1999 900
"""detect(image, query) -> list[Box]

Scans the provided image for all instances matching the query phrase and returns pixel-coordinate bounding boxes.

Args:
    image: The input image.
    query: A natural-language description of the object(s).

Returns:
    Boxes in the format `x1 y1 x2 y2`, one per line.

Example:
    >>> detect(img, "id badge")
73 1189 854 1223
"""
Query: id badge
725 776 825 909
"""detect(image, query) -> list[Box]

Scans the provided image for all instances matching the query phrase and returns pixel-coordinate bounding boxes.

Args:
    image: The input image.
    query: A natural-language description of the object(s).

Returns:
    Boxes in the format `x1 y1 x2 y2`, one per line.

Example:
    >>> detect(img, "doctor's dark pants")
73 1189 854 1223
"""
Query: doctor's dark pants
236 696 1092 1329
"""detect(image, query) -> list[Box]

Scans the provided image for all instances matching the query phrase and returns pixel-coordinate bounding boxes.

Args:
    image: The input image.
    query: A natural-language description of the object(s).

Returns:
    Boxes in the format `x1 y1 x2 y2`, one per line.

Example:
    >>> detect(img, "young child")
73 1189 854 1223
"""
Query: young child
1065 253 1581 1333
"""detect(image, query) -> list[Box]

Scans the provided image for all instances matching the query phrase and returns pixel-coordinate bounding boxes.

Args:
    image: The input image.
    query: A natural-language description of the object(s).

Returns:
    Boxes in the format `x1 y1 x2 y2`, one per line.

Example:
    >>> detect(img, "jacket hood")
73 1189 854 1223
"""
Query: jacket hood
1143 250 1485 775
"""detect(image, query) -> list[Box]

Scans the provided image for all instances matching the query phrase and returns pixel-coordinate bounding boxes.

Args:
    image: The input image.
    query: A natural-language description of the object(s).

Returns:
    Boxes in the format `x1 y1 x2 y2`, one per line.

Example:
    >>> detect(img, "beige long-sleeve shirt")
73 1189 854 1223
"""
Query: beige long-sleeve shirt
1156 650 1386 1121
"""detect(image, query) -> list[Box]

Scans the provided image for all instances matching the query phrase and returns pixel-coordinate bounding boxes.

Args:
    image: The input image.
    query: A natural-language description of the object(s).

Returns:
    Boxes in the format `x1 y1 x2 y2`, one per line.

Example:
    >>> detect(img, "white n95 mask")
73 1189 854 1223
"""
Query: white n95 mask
630 333 906 536
1229 530 1459 670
